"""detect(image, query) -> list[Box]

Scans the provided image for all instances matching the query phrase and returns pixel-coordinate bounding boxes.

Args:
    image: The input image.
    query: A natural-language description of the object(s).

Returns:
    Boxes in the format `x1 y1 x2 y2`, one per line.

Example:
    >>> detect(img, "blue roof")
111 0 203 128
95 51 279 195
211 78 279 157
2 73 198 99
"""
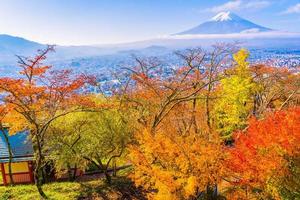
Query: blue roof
0 129 34 163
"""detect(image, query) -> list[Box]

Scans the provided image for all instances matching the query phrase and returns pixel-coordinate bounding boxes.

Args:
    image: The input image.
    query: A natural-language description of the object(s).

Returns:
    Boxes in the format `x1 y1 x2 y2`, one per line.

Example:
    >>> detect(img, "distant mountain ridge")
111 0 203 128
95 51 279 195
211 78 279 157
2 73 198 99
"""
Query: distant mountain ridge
177 11 272 35
0 34 42 50
0 34 117 66
0 34 44 65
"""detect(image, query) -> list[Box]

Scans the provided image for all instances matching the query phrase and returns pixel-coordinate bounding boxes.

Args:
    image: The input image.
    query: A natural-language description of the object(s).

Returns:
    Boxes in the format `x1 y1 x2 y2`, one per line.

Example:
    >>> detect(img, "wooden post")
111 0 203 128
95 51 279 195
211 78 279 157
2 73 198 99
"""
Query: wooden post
28 161 34 183
1 163 7 186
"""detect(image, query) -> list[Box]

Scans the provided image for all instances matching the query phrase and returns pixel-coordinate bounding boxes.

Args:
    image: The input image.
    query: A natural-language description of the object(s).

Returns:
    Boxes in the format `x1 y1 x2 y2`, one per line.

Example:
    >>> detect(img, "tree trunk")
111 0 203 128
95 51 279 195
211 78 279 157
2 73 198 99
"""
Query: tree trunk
0 125 14 185
5 135 14 186
191 97 198 134
112 159 117 177
205 91 212 135
35 176 47 199
206 67 213 137
104 169 111 184
98 159 112 184
34 162 47 199
206 184 218 200
67 163 73 181
72 164 77 181
89 159 112 185
32 133 47 199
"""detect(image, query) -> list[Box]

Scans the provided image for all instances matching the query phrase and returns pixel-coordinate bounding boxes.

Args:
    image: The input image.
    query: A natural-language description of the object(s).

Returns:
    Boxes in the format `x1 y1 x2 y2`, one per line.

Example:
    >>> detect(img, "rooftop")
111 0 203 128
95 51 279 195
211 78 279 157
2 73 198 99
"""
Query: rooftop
0 129 33 163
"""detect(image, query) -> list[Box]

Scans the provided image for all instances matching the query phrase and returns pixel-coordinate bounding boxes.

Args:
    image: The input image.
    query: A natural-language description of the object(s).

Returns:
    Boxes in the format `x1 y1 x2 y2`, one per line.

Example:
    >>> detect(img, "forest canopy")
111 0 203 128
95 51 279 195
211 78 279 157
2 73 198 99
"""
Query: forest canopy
0 45 299 200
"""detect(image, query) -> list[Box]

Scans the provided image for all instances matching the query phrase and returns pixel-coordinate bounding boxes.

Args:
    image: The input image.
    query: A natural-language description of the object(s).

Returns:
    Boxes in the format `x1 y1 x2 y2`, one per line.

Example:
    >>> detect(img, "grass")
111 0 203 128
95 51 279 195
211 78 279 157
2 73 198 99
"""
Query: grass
0 181 82 200
0 174 147 200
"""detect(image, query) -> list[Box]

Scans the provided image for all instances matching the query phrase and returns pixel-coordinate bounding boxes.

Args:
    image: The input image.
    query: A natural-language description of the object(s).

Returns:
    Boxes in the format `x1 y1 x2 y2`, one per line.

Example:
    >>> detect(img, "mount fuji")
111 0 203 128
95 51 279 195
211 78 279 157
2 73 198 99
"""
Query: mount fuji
177 11 272 35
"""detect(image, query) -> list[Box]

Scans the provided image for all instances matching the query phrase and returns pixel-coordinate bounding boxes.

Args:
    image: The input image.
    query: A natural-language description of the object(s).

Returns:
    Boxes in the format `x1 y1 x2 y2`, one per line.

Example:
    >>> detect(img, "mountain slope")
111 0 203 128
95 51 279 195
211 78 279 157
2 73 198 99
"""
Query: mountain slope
0 34 119 66
0 34 45 65
177 11 272 35
0 34 43 51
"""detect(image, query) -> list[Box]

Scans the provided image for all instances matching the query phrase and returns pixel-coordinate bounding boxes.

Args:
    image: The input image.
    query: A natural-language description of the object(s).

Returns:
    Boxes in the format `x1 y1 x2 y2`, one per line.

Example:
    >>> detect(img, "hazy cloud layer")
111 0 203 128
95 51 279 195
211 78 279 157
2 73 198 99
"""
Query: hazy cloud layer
206 0 270 13
282 3 300 14
167 31 300 39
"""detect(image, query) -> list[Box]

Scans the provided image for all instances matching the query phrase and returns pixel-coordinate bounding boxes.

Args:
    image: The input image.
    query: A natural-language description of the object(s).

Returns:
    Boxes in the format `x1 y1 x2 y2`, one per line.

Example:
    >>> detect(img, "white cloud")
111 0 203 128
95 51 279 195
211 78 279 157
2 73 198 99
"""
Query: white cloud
206 0 270 13
245 1 270 9
282 3 300 14
209 1 241 13
164 31 300 40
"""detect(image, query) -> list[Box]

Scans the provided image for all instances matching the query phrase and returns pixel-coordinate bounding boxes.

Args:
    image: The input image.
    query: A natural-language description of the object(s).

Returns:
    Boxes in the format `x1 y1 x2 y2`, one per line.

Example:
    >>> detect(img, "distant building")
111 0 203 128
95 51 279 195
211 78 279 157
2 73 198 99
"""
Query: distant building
0 129 84 186
0 129 34 185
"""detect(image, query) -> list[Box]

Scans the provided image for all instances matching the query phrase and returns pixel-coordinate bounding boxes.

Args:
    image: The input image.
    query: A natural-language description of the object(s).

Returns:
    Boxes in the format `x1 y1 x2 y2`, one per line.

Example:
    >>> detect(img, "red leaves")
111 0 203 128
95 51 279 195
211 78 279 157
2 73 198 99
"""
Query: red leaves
19 65 51 77
0 46 96 132
17 45 55 80
226 107 300 190
47 70 90 94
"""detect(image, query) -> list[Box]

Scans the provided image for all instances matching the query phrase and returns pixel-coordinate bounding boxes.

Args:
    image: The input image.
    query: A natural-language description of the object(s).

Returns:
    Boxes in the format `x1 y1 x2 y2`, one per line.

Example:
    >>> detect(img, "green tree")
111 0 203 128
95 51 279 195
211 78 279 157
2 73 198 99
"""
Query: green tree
47 100 132 184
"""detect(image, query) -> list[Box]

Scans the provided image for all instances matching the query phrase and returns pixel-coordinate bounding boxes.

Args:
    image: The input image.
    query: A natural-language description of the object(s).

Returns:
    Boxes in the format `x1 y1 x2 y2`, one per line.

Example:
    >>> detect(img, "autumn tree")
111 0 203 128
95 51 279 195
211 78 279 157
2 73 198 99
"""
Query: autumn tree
251 64 300 116
130 124 226 200
175 44 236 135
124 46 235 199
213 49 255 139
0 46 94 198
47 97 133 184
46 112 88 182
225 107 300 199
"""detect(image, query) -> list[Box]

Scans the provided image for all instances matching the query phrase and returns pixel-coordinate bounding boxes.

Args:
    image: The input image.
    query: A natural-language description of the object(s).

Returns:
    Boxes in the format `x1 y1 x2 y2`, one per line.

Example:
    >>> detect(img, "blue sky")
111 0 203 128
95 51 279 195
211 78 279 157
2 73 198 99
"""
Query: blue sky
0 0 299 45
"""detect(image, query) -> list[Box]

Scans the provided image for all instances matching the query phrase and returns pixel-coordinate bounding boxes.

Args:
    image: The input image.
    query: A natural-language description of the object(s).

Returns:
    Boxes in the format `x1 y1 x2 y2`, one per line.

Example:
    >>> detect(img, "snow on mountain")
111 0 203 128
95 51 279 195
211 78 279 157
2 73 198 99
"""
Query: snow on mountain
211 11 233 21
176 11 272 35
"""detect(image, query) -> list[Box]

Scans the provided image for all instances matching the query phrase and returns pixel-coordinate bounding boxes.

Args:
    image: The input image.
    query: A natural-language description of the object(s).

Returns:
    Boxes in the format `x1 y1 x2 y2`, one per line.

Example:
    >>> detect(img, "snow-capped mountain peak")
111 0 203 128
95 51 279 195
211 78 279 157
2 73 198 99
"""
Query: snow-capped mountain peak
176 12 272 35
211 11 232 21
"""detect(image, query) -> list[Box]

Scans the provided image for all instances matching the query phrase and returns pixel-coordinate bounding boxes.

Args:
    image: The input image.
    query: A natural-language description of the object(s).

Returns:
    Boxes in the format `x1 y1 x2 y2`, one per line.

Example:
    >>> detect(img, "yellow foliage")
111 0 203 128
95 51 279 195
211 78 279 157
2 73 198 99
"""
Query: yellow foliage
130 126 226 199
213 49 255 137
2 109 29 135
184 176 197 198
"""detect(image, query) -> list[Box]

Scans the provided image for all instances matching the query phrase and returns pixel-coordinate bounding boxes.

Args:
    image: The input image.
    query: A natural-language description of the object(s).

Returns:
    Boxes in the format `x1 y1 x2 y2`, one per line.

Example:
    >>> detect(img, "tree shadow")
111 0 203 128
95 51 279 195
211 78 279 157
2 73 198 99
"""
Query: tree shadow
77 176 148 200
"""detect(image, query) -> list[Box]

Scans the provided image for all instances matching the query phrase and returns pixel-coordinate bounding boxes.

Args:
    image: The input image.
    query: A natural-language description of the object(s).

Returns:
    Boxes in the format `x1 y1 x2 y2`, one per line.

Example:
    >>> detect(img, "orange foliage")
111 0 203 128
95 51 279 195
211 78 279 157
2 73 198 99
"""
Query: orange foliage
225 107 300 199
130 128 225 200
0 46 95 134
250 64 299 115
127 61 227 199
